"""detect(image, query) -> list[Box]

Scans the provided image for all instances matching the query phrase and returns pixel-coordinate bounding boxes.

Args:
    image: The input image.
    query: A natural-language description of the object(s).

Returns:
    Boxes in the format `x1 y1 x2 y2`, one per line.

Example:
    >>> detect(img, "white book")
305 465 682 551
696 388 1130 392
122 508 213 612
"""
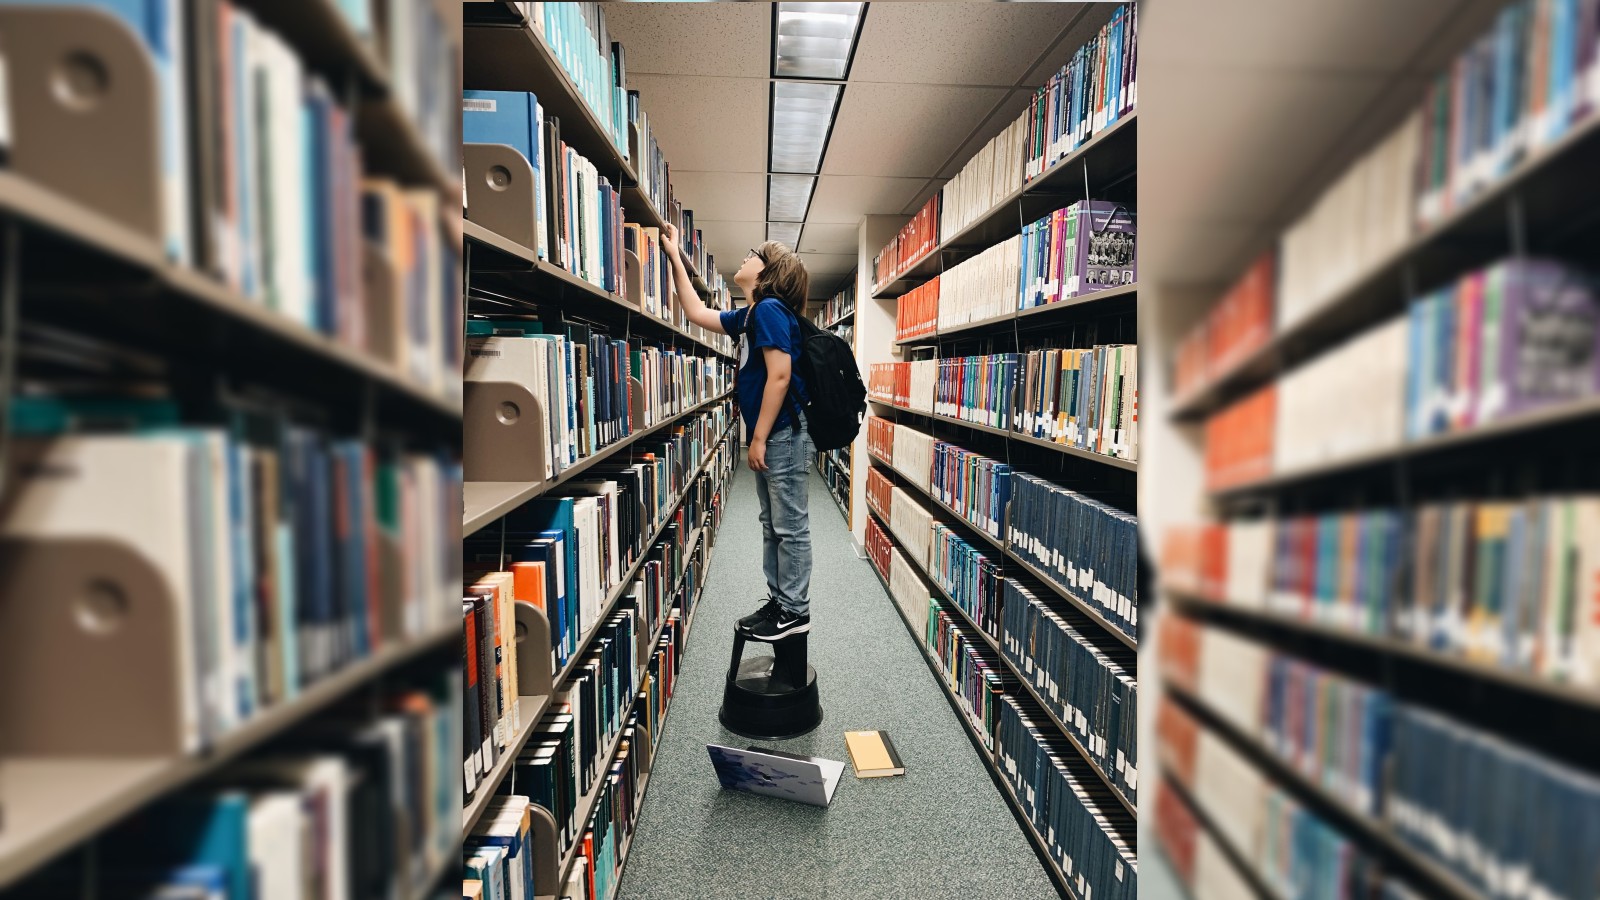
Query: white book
248 792 305 900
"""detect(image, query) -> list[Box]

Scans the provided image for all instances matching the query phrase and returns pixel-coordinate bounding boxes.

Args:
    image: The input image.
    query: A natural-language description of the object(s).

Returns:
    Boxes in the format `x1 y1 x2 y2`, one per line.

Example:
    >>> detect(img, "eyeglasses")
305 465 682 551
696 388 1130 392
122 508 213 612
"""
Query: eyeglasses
746 248 767 263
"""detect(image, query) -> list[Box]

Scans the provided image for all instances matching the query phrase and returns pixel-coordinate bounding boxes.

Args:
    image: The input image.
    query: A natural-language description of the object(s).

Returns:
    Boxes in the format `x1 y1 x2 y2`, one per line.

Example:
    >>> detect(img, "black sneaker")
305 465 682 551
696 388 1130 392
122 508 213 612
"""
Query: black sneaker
737 599 780 633
747 607 810 642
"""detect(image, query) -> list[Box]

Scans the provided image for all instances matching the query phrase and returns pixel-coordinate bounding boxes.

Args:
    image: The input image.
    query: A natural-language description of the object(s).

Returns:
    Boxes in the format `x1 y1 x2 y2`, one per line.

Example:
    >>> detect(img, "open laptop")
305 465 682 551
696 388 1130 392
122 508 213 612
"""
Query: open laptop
706 744 846 807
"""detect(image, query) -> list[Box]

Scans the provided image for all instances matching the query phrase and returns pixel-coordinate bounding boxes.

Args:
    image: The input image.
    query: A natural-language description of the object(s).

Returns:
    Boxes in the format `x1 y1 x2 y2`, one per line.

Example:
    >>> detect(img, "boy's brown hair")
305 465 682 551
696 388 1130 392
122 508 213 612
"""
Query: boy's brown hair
752 241 810 315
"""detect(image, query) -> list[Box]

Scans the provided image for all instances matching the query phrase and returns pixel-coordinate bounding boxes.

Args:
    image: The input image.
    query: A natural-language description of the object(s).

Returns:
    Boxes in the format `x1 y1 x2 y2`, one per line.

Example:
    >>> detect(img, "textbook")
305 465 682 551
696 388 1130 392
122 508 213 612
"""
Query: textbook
843 730 906 778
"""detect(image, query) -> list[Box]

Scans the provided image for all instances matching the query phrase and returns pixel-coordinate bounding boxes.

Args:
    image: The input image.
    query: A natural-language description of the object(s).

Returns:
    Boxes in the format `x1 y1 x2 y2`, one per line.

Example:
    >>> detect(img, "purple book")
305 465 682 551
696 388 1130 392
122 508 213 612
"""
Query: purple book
1072 201 1137 296
1496 258 1600 421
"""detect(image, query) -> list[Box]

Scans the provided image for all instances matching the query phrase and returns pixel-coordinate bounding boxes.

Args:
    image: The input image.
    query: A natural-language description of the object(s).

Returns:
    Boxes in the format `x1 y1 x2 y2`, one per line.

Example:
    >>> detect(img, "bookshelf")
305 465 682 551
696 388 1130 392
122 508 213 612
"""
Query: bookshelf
850 12 1140 895
0 0 463 893
1148 6 1600 899
459 7 748 897
870 113 1138 301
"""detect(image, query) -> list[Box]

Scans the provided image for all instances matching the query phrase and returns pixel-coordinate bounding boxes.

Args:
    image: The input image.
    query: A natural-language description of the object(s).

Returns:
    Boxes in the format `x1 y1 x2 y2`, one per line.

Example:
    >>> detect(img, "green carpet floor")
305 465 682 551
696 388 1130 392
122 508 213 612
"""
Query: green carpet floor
615 458 1061 899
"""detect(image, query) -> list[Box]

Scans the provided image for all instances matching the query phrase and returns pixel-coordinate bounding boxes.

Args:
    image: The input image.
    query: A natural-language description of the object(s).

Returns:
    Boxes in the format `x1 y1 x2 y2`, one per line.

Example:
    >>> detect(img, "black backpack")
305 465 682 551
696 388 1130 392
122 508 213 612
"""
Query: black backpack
749 298 867 452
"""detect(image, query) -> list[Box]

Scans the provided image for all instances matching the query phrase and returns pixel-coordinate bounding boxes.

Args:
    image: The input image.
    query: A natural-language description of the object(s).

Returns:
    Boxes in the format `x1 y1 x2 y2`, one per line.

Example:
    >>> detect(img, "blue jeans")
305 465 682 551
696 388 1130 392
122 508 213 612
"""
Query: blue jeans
753 414 814 616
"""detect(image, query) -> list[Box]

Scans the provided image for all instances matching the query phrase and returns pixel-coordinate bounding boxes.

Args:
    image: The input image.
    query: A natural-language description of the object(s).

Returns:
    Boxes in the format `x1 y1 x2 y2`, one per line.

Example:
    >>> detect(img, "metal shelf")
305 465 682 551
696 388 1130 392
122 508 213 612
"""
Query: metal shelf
867 451 1136 650
871 113 1138 301
866 506 1135 818
462 391 733 536
869 397 1137 472
895 283 1137 347
462 695 554 835
0 627 456 889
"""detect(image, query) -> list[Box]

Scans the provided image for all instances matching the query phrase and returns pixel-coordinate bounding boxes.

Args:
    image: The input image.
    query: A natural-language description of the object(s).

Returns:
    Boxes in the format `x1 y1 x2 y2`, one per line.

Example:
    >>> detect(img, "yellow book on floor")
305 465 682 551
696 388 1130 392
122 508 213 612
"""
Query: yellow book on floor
844 730 906 778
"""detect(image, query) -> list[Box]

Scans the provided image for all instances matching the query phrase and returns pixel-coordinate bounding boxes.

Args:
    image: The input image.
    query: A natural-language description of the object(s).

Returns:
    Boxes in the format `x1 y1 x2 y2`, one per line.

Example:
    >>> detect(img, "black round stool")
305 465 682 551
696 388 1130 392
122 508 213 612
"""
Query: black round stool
718 627 823 740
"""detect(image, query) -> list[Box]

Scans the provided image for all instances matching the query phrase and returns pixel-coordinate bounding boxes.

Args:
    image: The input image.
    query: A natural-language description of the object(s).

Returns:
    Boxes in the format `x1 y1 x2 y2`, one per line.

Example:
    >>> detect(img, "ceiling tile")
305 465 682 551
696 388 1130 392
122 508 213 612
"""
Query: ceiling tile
799 252 859 290
808 175 928 223
822 82 1011 177
1142 0 1460 73
627 73 767 173
796 222 859 255
600 3 770 78
849 3 1090 87
901 179 939 217
662 171 765 223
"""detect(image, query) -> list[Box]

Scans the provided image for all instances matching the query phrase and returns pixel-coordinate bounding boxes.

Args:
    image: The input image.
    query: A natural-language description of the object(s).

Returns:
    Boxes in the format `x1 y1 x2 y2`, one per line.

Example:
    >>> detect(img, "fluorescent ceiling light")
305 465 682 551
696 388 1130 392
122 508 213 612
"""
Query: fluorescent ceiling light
767 174 815 222
770 82 841 173
774 2 863 80
767 222 802 250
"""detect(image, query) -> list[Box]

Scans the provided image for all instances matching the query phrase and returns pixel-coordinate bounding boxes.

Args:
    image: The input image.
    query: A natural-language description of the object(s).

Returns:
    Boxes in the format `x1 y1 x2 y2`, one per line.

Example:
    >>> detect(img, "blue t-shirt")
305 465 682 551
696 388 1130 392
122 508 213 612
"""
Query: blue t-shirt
720 298 808 439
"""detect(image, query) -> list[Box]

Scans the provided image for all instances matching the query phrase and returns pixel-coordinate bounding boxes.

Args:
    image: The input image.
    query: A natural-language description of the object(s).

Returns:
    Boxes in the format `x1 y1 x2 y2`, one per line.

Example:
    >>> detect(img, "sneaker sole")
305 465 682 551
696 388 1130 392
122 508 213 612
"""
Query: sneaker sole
748 621 810 641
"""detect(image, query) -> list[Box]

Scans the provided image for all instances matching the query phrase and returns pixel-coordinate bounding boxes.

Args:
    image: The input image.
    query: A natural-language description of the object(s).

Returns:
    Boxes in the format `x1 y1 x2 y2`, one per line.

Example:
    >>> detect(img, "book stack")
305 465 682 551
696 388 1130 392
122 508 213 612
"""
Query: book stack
868 362 904 405
931 441 1013 542
867 414 897 464
993 695 1136 900
929 523 1006 637
1019 202 1138 309
1023 3 1137 181
628 91 670 219
0 416 461 752
1277 111 1418 330
533 3 630 157
1016 345 1139 459
999 580 1138 806
1173 252 1274 399
1203 385 1275 491
462 582 521 789
891 422 935 493
908 360 938 414
937 235 1023 329
940 111 1030 240
622 223 670 319
22 675 462 899
926 599 1018 750
467 795 540 900
1405 258 1600 440
640 615 685 747
866 466 895 521
1390 703 1600 898
1008 473 1138 640
889 484 936 571
872 194 941 290
1273 316 1406 473
895 276 941 340
937 354 1019 429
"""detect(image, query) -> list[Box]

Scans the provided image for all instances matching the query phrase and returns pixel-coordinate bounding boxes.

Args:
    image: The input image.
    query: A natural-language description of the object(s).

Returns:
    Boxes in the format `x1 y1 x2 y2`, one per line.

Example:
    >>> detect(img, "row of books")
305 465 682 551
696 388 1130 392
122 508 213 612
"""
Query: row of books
929 522 1006 637
994 695 1137 900
889 482 937 576
1202 255 1600 488
530 3 629 158
939 109 1029 244
926 598 1017 752
942 348 1139 460
868 361 910 409
1020 202 1139 310
465 316 732 479
1173 252 1275 401
932 441 1013 542
814 280 857 326
895 276 940 341
465 794 540 900
1407 258 1600 439
1274 0 1600 334
0 411 460 753
463 405 731 673
13 674 460 898
1164 491 1600 686
892 419 935 495
873 194 941 291
1024 3 1137 181
938 235 1023 329
1164 614 1600 900
1010 472 1139 640
76 0 462 395
1000 579 1137 807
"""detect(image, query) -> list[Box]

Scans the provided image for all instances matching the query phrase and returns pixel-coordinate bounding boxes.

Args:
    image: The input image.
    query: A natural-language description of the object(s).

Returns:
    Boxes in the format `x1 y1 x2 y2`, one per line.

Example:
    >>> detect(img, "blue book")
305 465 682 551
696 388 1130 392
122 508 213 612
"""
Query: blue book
518 507 578 654
463 90 543 166
109 794 251 900
516 538 567 669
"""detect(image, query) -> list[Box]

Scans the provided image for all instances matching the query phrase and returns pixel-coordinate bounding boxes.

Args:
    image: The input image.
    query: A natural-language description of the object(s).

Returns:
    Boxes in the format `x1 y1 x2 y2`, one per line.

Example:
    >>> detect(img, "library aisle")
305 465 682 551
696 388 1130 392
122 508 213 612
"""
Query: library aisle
619 461 1057 900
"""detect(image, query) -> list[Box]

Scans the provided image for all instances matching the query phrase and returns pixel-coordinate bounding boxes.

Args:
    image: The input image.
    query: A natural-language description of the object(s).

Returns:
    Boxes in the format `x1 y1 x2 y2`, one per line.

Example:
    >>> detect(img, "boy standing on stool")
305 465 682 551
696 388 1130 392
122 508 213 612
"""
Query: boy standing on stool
662 224 813 642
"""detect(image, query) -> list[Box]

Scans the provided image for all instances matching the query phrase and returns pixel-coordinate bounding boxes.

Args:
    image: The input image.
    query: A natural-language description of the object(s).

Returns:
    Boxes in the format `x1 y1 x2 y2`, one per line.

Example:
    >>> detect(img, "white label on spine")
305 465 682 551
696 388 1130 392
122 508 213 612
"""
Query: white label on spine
464 98 497 112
